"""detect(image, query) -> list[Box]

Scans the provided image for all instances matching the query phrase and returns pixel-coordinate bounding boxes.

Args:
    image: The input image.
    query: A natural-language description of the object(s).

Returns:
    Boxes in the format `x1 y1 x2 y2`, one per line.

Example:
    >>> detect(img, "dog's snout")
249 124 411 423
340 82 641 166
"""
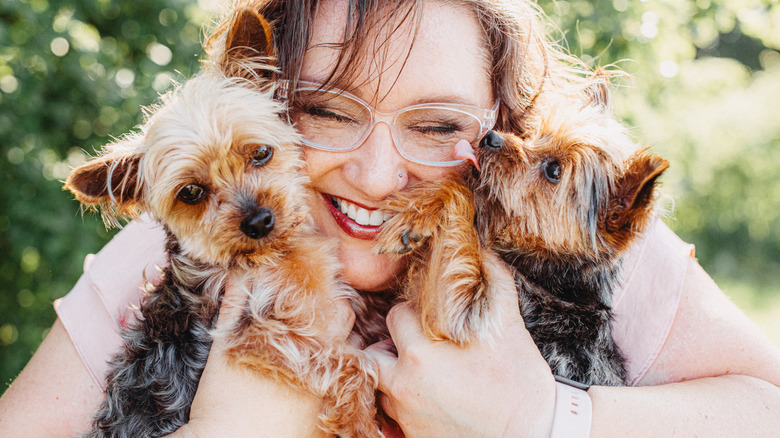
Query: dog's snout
240 207 274 239
479 130 505 150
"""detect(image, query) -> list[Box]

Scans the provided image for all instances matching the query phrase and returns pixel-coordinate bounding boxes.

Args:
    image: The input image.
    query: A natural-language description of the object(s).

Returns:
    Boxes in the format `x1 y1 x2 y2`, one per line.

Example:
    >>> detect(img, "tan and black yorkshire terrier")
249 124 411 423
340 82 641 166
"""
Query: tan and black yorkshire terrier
65 9 380 438
377 74 669 386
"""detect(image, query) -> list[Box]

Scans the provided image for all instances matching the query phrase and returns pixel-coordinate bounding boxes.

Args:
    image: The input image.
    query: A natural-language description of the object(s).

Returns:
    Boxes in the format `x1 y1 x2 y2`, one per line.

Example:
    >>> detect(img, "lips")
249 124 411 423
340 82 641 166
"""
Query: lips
322 193 393 240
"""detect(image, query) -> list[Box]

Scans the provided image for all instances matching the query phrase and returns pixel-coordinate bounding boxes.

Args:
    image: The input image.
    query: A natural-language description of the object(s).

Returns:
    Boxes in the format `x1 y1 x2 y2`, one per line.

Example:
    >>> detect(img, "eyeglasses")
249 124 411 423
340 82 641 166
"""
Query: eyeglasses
278 80 499 167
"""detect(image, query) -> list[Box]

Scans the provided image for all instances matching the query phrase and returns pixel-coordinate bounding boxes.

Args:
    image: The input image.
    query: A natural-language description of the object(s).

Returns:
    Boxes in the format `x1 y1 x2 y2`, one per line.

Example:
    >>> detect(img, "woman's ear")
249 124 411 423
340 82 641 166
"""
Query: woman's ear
64 135 146 219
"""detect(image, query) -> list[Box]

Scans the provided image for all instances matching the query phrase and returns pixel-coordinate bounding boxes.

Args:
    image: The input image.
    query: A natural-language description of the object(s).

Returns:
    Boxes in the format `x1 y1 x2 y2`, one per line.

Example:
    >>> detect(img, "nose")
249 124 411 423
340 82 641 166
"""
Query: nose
240 207 274 239
349 121 408 197
479 130 505 150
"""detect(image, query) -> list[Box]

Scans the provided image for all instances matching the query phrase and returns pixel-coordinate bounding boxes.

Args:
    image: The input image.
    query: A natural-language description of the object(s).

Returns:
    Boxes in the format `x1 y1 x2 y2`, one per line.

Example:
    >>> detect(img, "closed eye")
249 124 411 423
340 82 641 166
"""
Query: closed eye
407 123 459 135
305 106 359 124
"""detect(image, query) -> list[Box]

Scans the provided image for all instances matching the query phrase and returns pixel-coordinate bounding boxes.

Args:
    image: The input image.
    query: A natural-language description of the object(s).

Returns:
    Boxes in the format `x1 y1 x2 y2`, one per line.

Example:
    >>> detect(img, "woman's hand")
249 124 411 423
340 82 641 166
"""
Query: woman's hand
172 278 357 438
365 251 556 438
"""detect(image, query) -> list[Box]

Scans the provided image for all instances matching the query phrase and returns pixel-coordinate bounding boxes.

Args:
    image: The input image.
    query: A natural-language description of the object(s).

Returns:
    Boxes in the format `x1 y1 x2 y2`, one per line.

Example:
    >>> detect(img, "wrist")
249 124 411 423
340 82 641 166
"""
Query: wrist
549 376 592 438
501 372 556 438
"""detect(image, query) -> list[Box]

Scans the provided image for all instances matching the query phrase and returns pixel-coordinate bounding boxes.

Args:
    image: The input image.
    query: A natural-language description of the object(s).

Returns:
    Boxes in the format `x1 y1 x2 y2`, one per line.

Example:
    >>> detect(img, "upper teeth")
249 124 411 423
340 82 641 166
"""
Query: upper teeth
335 197 393 226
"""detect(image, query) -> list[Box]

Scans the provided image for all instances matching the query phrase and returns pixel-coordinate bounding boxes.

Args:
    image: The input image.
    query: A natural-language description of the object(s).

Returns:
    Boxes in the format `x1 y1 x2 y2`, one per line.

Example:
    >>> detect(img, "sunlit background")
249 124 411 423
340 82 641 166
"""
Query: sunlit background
1 0 779 390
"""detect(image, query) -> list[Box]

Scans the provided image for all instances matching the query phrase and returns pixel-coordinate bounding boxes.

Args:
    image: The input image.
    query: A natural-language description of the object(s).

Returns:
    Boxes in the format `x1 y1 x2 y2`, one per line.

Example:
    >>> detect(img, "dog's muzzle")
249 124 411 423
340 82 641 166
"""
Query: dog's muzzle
479 130 505 150
241 207 275 239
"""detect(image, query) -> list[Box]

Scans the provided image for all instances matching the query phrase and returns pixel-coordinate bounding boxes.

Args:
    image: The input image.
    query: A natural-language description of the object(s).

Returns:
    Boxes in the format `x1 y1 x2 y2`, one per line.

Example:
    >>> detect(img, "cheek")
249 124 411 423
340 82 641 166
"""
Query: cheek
303 148 342 183
409 163 461 182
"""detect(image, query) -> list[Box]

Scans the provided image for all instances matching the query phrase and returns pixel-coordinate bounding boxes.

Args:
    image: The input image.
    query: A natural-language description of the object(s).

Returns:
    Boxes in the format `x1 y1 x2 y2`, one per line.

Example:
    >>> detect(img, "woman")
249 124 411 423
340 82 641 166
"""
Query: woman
1 0 779 436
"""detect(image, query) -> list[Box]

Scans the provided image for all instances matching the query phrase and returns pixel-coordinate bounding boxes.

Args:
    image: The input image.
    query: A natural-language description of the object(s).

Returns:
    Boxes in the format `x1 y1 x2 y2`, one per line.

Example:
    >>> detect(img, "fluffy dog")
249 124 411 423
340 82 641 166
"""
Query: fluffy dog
65 9 380 438
376 76 668 386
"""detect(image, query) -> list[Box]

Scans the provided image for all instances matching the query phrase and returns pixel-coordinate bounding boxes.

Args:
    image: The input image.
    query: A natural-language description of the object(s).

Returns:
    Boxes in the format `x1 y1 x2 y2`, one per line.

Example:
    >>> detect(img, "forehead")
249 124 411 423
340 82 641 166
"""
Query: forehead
303 0 492 109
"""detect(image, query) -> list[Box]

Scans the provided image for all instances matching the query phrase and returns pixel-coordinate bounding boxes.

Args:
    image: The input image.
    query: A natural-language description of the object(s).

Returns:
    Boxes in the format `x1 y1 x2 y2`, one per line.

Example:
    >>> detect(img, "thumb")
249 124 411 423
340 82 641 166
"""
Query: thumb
217 275 251 327
481 249 523 325
322 297 356 343
364 338 401 422
364 338 398 395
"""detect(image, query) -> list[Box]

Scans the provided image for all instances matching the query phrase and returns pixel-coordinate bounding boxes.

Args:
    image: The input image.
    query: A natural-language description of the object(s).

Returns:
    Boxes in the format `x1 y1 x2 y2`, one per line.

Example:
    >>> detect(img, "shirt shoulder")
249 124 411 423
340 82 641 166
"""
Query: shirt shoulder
611 218 696 386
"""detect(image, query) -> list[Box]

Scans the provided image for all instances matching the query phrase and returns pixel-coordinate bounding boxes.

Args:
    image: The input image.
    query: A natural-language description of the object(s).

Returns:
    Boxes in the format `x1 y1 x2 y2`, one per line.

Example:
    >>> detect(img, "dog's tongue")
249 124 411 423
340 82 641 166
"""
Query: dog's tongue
453 139 480 170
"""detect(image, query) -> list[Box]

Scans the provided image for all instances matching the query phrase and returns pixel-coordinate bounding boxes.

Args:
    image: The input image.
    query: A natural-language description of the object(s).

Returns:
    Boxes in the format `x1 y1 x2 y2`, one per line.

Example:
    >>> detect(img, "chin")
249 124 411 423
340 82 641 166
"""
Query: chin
338 245 406 292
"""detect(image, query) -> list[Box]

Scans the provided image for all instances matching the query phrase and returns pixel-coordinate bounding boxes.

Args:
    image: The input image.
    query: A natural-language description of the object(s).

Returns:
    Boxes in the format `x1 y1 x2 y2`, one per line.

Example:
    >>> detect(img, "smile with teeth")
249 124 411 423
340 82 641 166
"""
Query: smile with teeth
331 196 393 226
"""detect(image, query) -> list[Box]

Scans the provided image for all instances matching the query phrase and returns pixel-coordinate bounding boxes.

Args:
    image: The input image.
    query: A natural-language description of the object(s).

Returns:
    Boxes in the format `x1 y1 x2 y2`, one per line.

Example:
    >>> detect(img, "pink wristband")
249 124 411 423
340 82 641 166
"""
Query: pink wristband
549 376 592 438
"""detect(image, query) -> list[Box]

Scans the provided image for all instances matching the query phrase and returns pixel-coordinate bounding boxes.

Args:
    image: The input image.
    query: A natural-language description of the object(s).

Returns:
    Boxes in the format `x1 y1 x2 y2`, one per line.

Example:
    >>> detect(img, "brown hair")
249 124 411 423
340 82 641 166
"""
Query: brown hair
205 0 589 135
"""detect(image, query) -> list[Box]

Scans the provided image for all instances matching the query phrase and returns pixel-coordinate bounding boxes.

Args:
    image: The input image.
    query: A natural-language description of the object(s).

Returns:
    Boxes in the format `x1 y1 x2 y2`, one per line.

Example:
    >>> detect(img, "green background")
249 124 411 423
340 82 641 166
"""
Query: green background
2 0 779 391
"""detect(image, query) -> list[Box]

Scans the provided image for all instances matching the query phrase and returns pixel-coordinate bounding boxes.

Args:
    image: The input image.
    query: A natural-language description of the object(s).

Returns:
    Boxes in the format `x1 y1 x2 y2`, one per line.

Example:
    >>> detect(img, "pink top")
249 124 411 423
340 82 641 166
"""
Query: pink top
54 216 694 389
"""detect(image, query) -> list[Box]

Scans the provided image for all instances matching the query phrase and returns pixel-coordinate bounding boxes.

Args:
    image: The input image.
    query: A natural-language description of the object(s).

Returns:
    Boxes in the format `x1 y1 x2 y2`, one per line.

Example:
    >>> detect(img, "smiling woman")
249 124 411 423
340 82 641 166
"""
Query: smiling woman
296 0 496 293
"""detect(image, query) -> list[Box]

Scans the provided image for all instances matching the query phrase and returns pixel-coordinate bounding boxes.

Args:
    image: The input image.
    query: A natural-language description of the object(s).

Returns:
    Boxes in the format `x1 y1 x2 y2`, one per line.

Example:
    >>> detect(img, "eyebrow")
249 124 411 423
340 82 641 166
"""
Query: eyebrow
297 78 490 109
404 94 487 108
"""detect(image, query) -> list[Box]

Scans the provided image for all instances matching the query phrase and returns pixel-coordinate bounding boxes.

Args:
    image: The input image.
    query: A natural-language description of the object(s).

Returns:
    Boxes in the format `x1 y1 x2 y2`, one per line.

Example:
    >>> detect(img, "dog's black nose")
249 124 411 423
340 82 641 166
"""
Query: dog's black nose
241 207 274 239
479 130 504 149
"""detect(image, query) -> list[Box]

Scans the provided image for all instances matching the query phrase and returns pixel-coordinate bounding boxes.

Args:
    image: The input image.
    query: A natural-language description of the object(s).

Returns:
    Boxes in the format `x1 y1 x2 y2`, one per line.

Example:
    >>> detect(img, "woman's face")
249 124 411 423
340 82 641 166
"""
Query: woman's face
301 0 493 291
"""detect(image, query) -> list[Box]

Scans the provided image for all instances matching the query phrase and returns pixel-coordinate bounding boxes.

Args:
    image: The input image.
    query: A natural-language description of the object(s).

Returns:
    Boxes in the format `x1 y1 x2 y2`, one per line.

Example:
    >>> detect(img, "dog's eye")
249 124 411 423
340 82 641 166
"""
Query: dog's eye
177 184 207 205
543 159 562 183
252 145 274 166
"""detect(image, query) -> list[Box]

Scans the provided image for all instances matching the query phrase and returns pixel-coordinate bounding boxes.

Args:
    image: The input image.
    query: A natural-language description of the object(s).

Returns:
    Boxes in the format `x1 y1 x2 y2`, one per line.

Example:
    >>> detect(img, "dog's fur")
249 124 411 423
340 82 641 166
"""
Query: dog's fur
65 9 380 438
376 75 669 386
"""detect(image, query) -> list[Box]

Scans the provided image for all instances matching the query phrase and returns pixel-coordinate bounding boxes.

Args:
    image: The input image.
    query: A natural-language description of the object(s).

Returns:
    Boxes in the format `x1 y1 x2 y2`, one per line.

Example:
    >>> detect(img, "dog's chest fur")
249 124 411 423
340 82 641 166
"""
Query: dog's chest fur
500 249 627 386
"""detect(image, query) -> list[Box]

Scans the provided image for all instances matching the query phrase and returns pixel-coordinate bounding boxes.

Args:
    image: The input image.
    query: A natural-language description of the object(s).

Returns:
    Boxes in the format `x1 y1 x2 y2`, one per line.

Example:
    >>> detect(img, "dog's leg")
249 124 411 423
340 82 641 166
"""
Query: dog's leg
225 316 381 437
89 283 214 438
223 235 382 437
316 345 382 438
374 181 452 256
378 180 498 345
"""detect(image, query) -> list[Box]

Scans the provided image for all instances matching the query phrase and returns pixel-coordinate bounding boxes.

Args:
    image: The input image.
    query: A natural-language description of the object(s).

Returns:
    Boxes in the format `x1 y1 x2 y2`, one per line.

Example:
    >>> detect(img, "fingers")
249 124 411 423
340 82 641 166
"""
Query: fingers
384 302 427 353
364 303 423 408
480 249 523 324
363 302 423 396
365 338 398 394
217 275 251 327
322 297 356 342
365 338 401 422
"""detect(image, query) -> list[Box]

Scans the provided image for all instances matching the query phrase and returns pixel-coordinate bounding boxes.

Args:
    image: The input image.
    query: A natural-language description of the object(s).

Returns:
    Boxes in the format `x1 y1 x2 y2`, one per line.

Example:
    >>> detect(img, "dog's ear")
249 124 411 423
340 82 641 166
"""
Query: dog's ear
220 8 276 82
65 136 146 220
606 150 669 233
583 68 613 113
226 8 274 59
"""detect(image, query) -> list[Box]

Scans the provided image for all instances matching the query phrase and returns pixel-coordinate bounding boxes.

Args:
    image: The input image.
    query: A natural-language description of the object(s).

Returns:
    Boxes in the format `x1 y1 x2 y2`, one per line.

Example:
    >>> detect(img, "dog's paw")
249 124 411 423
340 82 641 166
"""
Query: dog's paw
375 214 436 255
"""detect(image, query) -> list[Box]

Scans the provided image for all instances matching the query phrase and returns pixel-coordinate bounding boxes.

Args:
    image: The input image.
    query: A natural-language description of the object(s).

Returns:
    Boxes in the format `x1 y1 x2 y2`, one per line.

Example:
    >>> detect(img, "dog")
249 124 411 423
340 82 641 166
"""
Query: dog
376 75 669 386
65 9 380 438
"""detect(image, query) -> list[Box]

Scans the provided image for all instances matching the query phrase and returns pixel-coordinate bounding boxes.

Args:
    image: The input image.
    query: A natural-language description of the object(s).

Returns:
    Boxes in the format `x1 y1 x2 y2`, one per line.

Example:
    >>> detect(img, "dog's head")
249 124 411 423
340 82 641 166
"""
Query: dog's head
472 73 668 260
65 12 306 268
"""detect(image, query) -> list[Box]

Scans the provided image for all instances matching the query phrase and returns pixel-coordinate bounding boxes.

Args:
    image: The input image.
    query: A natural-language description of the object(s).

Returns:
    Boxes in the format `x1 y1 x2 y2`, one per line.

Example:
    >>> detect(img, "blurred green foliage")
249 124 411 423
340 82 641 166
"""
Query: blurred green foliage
1 0 779 391
0 0 213 389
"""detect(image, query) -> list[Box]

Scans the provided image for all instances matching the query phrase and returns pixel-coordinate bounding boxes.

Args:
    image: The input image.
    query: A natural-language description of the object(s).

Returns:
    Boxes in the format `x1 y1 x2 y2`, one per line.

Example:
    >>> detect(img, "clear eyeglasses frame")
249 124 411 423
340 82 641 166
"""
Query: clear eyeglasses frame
278 80 500 167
